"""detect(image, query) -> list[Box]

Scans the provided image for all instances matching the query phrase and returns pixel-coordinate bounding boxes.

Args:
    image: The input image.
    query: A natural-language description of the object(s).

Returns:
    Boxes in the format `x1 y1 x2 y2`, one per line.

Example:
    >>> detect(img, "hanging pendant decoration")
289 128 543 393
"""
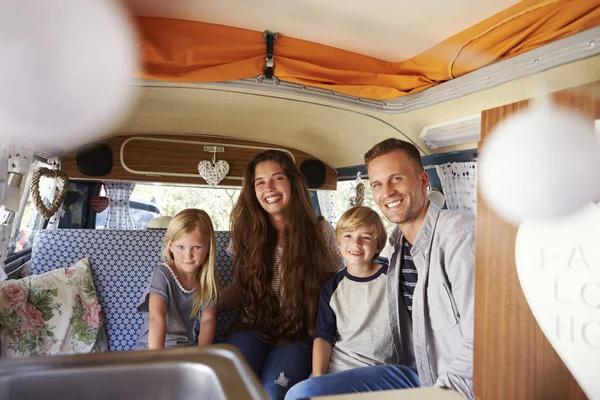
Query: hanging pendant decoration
89 183 109 213
90 196 110 213
349 172 365 207
198 147 230 187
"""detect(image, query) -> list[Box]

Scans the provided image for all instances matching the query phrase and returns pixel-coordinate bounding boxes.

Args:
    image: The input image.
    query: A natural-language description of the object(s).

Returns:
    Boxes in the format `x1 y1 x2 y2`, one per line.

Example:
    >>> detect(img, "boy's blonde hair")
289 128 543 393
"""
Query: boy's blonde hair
336 206 387 258
162 208 219 317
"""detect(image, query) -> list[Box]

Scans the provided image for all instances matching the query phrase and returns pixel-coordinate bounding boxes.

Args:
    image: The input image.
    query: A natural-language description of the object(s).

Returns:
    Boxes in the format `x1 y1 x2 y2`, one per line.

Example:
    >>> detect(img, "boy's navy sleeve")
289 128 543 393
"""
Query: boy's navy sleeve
314 274 340 345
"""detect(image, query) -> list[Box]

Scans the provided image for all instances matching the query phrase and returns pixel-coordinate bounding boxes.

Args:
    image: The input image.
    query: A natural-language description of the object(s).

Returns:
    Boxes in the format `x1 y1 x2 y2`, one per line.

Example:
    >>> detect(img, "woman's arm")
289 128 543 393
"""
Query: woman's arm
312 338 332 377
148 293 168 349
198 306 217 346
216 284 238 312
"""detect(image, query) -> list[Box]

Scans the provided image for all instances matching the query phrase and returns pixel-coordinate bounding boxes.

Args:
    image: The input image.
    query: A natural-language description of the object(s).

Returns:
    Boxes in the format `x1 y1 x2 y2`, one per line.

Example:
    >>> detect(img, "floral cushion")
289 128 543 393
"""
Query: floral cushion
0 258 108 358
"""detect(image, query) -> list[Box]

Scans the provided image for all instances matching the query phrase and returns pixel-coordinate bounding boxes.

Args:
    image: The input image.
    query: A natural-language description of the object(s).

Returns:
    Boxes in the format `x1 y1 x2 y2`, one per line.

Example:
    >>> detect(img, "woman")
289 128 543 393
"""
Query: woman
219 150 343 400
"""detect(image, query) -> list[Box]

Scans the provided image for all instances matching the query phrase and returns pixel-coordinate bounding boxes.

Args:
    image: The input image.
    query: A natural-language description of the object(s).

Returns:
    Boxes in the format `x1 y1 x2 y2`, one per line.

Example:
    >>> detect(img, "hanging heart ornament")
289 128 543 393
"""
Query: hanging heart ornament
515 203 600 399
30 167 70 219
198 160 229 187
89 196 109 213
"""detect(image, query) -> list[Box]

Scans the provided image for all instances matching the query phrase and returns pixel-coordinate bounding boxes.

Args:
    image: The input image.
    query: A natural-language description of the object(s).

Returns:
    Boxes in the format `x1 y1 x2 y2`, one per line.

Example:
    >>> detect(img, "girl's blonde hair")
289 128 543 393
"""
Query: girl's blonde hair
162 208 219 317
336 206 388 259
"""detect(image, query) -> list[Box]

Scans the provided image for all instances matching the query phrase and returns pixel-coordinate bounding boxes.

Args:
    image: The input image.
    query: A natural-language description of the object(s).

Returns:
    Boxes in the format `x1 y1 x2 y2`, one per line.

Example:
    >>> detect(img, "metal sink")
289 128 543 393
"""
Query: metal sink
0 345 267 400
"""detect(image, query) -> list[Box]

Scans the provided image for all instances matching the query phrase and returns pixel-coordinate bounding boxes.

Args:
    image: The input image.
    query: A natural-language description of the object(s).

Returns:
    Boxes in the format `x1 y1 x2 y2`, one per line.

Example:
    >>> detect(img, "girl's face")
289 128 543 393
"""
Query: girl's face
169 230 209 274
338 226 379 268
253 160 292 217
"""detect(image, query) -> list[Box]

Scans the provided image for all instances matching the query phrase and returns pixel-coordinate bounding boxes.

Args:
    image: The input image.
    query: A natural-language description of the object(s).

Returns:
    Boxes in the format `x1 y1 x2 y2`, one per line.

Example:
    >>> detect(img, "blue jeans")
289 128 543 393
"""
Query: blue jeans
284 365 421 400
226 331 312 400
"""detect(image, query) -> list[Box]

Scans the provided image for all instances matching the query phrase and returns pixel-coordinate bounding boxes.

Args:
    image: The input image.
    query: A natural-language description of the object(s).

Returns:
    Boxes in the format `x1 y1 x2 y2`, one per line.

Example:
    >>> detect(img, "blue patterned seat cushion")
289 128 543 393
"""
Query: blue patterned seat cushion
31 229 234 351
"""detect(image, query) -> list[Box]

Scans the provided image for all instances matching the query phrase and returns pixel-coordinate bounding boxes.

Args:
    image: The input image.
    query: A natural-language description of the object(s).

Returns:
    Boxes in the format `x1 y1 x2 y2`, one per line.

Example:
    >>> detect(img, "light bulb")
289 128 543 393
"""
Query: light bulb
0 0 138 151
479 102 600 224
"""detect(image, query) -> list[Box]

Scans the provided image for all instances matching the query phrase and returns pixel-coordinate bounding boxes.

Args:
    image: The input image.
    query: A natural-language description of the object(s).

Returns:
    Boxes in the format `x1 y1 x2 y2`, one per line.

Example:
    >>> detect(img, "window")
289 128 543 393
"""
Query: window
323 179 396 257
96 183 241 231
7 159 53 255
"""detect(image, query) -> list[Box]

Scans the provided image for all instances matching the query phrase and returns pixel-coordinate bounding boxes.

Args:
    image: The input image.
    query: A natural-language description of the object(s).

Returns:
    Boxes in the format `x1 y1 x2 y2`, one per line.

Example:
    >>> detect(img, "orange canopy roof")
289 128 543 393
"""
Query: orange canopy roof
135 0 600 100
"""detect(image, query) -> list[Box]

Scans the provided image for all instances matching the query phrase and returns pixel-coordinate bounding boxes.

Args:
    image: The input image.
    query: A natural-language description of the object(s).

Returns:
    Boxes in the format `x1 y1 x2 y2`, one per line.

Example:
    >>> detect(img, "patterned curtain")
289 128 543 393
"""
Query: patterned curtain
316 190 336 225
0 143 35 280
105 182 136 229
435 162 477 215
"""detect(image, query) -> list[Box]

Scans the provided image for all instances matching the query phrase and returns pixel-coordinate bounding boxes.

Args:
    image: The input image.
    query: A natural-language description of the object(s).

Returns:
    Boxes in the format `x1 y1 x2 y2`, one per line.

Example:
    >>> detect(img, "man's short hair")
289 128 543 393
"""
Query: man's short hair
364 138 423 172
336 206 387 256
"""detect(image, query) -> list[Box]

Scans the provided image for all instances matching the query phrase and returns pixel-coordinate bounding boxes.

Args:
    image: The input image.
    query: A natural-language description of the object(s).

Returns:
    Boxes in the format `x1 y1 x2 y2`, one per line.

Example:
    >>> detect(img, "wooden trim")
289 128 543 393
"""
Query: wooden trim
60 134 337 190
474 82 600 400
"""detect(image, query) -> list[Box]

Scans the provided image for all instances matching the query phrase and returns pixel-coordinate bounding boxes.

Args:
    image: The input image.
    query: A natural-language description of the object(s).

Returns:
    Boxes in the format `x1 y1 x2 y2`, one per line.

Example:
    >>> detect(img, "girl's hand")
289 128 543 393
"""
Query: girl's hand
148 293 168 349
198 306 217 347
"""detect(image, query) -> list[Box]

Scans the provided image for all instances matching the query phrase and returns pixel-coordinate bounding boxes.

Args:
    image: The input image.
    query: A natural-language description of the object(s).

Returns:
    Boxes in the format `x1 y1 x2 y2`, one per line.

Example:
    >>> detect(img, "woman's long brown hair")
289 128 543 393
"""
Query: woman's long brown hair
230 150 328 345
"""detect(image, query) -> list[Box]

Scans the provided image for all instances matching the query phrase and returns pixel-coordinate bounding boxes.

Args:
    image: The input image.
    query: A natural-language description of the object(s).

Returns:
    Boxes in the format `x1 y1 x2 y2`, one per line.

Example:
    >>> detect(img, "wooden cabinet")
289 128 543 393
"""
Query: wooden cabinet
474 82 600 400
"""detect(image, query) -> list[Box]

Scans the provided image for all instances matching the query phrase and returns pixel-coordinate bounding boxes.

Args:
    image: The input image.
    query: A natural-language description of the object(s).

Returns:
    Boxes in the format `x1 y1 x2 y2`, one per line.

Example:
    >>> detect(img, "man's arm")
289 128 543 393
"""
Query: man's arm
435 230 475 399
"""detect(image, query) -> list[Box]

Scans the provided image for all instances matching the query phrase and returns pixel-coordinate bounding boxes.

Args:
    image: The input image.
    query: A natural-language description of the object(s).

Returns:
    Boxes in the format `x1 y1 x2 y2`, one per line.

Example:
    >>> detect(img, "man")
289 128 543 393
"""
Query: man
285 138 475 399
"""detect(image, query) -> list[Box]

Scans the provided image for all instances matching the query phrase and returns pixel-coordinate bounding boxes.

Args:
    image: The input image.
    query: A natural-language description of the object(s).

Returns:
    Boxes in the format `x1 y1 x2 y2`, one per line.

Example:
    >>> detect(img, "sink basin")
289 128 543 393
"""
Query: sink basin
0 345 267 400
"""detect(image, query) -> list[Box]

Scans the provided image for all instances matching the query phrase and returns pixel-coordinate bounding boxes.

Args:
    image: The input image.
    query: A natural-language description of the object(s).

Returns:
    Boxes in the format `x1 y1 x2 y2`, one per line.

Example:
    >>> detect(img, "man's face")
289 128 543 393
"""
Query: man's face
368 150 428 225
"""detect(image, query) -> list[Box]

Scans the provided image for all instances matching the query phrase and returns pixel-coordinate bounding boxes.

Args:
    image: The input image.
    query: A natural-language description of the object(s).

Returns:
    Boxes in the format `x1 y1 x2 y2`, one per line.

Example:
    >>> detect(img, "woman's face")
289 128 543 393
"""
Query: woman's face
253 160 292 217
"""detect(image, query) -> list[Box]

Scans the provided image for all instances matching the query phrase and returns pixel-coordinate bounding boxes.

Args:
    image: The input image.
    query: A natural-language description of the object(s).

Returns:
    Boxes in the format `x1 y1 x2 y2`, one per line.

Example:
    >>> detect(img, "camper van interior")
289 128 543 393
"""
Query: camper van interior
1 0 599 399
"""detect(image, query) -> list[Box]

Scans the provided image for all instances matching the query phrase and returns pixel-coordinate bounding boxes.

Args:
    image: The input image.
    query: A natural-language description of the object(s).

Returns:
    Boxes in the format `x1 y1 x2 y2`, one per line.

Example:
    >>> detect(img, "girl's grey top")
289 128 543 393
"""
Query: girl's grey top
135 263 209 349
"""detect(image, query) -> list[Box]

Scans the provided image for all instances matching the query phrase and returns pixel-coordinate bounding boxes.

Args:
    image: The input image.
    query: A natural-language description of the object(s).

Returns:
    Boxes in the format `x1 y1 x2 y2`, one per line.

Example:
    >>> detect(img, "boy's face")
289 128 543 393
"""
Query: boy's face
338 226 379 267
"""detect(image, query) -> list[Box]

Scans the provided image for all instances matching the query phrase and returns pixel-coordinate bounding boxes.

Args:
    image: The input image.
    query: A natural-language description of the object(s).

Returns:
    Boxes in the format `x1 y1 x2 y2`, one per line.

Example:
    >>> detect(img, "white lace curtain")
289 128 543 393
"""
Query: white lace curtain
0 143 35 280
316 190 336 225
105 182 136 229
435 162 477 215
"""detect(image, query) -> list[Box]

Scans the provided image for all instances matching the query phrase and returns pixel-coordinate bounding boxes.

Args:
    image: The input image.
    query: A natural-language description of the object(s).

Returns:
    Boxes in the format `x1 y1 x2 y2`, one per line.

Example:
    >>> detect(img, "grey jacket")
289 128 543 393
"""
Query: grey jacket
387 202 475 399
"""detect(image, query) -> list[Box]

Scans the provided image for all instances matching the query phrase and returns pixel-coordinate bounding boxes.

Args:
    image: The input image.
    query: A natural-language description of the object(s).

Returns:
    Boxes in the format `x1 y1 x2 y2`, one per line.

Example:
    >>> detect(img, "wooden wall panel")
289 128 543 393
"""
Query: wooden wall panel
474 82 600 400
61 134 337 190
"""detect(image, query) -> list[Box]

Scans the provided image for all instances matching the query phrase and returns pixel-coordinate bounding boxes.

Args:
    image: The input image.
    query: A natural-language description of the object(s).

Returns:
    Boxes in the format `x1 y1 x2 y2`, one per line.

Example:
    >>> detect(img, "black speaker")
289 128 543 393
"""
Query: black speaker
300 159 326 189
76 144 113 176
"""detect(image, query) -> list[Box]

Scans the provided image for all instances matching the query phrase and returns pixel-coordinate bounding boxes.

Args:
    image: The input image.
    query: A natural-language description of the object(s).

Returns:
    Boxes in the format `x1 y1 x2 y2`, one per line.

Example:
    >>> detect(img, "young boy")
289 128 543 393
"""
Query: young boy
313 206 397 376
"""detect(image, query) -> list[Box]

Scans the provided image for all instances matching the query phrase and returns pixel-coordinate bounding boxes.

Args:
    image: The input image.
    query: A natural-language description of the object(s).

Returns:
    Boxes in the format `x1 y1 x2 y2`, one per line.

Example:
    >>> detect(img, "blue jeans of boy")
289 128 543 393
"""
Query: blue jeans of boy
284 364 421 400
226 331 312 400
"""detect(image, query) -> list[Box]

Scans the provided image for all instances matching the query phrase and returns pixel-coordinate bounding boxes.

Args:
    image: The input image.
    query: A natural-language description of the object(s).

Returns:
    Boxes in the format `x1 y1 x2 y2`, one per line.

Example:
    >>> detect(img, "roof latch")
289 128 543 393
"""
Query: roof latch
257 31 279 85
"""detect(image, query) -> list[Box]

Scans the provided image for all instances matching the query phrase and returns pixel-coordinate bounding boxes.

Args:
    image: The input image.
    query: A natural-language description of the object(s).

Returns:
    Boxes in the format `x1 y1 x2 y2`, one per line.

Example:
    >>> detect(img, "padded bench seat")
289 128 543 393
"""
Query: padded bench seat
30 229 234 351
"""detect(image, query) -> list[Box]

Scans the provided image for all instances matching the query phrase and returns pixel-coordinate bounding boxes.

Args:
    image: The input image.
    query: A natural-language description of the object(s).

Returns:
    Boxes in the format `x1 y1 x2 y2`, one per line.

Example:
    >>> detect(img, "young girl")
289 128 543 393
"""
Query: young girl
135 208 219 349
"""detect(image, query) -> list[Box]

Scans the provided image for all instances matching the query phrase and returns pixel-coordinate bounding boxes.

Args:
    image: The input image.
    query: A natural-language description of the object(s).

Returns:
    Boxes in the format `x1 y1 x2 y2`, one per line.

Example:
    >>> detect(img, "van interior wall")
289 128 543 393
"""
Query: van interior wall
60 134 337 190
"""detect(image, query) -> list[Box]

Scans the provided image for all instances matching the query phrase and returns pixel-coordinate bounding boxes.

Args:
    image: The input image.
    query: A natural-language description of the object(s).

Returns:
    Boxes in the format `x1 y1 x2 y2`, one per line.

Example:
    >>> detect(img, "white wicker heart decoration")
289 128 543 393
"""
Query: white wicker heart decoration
198 160 229 187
